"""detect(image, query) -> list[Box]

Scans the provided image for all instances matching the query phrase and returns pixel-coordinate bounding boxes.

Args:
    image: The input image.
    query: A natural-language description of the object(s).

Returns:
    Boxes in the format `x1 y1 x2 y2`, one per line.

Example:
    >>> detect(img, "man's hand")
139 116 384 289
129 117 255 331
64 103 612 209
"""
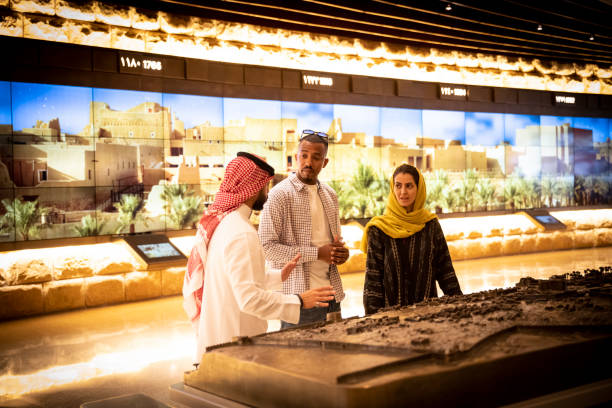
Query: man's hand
281 253 301 282
330 235 349 265
317 243 334 264
318 236 349 265
299 286 335 309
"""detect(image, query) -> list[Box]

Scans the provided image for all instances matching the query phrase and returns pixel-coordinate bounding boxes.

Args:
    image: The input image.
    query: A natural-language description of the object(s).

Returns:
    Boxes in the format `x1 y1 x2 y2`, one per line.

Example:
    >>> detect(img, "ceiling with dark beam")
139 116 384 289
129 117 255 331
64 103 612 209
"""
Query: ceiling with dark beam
120 0 612 65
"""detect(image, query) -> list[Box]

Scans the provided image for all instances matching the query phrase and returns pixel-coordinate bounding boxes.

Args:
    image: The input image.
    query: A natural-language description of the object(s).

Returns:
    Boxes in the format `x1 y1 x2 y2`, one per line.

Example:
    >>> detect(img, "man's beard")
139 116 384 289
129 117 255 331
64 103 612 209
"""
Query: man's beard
252 190 267 211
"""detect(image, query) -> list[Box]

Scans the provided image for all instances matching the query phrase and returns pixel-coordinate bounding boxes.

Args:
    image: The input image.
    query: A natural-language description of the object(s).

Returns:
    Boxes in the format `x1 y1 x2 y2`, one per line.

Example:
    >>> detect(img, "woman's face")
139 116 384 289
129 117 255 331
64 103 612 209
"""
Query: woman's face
394 172 418 211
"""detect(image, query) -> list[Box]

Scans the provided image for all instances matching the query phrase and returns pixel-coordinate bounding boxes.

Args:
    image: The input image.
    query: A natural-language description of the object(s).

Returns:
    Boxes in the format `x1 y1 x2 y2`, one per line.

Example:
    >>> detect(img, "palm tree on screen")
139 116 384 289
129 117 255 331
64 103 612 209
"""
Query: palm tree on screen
476 178 496 211
541 177 557 208
168 195 203 229
504 178 522 211
1 198 48 241
114 194 144 234
74 214 106 237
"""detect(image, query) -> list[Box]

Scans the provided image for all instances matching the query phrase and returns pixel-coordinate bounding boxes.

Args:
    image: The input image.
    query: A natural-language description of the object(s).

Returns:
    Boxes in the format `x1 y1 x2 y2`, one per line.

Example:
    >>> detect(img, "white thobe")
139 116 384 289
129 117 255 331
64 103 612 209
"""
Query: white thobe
196 204 300 359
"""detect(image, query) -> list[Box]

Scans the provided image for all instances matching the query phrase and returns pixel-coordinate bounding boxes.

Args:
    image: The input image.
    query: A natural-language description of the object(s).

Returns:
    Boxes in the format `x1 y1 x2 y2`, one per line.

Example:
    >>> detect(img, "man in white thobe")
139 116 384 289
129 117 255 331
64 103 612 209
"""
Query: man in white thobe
183 152 335 360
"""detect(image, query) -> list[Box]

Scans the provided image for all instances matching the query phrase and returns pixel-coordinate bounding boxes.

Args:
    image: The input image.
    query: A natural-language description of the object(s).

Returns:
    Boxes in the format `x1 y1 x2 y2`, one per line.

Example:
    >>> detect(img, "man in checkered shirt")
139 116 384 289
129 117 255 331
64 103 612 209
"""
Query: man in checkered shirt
259 130 350 328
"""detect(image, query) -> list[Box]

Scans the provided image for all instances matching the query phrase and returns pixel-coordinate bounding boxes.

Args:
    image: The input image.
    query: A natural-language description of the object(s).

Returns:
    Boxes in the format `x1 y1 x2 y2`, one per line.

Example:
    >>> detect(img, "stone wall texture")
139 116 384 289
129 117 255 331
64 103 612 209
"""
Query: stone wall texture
125 270 161 302
43 278 84 312
0 284 43 319
0 241 181 320
0 0 610 94
85 275 124 307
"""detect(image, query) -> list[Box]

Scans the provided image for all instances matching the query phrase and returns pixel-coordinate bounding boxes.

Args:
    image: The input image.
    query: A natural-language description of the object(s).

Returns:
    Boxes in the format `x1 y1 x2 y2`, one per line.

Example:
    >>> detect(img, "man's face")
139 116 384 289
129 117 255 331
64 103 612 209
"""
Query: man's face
252 183 269 211
295 140 328 185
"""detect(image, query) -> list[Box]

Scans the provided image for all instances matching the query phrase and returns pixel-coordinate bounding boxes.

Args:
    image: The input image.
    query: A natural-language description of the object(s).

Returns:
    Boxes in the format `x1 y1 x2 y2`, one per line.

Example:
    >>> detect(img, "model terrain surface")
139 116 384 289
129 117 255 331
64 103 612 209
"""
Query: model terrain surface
181 267 612 408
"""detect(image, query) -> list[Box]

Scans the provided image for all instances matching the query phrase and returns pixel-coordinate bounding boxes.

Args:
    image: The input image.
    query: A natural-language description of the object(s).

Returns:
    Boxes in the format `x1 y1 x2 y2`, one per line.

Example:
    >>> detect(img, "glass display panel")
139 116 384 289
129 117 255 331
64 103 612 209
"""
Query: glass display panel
380 107 422 148
423 109 465 145
163 93 223 140
0 80 609 242
223 98 282 143
504 114 540 146
572 117 608 148
12 82 93 142
0 135 12 189
9 186 96 240
0 188 15 242
465 112 504 147
0 81 11 134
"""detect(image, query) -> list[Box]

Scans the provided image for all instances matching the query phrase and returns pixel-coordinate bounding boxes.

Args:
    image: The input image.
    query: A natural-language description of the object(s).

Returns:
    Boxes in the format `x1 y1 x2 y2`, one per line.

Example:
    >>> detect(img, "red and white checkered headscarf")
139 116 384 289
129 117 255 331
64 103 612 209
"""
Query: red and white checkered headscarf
183 153 274 324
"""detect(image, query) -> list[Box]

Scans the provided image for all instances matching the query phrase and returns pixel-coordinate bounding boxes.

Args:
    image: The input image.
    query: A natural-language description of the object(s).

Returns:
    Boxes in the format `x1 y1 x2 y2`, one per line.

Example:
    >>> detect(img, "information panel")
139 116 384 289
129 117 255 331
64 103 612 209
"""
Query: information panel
523 209 567 231
123 234 187 269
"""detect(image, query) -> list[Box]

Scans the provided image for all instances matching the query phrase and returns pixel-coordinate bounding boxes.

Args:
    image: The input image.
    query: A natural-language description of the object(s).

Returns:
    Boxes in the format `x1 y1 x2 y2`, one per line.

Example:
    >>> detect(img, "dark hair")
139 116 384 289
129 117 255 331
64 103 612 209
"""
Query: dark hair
393 164 419 186
299 134 328 152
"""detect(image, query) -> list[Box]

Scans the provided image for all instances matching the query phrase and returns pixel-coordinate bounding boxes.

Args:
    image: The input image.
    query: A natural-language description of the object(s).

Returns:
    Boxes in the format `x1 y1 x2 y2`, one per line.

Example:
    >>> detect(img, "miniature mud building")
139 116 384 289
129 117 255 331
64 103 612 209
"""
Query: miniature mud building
172 270 612 407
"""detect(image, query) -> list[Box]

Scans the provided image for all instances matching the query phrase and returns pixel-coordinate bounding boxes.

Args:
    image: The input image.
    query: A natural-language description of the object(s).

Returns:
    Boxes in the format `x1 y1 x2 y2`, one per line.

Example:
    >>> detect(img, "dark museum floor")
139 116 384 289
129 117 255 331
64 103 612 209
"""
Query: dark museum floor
1 246 611 408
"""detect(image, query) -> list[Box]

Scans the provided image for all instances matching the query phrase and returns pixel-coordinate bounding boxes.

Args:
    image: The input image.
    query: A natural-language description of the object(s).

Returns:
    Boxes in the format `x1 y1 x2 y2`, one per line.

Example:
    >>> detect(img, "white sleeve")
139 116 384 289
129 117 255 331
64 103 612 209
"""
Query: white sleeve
225 231 300 324
264 261 282 292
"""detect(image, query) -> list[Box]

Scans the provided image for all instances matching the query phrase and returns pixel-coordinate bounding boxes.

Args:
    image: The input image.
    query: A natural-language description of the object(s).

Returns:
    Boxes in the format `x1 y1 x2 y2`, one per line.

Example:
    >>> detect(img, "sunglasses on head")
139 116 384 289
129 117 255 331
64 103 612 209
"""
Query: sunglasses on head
300 129 329 141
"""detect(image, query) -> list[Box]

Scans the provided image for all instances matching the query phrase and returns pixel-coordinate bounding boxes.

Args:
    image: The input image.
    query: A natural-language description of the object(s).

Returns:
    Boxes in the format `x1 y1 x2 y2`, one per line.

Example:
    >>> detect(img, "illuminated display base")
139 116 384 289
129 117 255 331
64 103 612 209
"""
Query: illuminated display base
0 209 610 321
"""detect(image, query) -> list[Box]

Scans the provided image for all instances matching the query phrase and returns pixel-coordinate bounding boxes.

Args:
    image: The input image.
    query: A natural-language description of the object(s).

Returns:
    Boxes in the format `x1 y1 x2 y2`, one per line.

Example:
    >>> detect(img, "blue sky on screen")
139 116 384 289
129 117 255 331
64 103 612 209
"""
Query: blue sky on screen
380 107 421 144
504 114 539 145
540 115 573 128
572 117 609 143
281 101 333 133
223 98 281 125
422 110 465 144
0 81 10 124
465 112 504 146
333 104 380 136
93 88 162 111
162 93 223 128
12 82 92 134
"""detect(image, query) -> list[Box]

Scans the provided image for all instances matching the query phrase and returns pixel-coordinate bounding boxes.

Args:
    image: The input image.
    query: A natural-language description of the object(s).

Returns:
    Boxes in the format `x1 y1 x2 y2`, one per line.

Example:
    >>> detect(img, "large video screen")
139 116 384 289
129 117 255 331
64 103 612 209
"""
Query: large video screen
0 80 610 242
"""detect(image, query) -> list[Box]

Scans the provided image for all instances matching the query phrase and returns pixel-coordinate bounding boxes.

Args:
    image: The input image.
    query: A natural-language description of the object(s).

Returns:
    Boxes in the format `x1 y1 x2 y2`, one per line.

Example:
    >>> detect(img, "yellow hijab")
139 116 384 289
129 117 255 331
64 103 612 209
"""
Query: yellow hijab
360 165 436 252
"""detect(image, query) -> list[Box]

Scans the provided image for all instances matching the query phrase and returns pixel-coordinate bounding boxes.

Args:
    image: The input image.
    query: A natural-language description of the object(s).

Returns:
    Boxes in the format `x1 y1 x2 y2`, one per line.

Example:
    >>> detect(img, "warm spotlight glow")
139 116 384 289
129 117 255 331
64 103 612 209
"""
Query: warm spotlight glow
0 335 194 399
439 214 537 239
0 243 137 270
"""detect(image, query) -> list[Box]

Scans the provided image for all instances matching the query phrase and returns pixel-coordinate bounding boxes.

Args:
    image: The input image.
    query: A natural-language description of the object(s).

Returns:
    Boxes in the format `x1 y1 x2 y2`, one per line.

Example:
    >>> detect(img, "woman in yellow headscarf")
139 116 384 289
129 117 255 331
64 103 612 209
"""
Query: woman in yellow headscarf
361 164 462 315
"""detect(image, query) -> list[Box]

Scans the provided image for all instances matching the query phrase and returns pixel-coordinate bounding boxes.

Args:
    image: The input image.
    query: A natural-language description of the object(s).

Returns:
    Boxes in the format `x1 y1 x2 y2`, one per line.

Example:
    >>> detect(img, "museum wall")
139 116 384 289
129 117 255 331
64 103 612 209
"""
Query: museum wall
0 1 610 321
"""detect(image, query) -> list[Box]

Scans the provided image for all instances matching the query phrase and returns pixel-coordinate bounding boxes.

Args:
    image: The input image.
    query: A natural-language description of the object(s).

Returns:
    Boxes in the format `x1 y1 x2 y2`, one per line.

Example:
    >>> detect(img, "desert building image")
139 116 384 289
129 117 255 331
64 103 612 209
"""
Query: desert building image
0 82 610 242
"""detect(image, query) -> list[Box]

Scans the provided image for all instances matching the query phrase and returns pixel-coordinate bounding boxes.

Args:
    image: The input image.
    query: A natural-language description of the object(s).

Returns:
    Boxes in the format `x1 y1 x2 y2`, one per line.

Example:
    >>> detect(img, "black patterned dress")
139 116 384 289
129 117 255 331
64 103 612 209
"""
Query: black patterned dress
363 219 462 315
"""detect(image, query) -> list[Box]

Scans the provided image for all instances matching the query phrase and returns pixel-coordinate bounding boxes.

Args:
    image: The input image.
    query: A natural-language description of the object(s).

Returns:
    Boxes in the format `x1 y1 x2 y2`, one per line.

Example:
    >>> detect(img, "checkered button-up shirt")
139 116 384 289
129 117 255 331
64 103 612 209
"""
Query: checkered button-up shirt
259 172 345 301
